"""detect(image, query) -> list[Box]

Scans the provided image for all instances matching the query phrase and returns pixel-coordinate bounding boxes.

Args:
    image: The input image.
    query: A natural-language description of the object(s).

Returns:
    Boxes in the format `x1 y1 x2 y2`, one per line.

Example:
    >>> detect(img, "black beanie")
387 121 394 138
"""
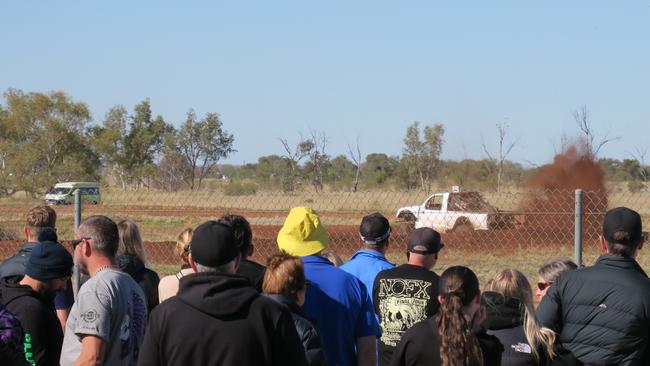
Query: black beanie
25 241 73 281
37 227 58 243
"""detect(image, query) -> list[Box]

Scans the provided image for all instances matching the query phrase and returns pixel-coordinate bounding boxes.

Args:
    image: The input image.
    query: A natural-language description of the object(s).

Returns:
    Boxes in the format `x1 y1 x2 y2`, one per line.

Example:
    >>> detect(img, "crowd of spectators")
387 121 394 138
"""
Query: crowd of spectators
0 204 648 366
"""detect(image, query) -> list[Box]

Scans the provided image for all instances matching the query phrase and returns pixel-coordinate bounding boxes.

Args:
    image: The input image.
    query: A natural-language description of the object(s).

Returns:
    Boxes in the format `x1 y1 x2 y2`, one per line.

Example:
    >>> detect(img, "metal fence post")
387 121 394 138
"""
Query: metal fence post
73 189 81 299
574 189 584 266
74 189 81 230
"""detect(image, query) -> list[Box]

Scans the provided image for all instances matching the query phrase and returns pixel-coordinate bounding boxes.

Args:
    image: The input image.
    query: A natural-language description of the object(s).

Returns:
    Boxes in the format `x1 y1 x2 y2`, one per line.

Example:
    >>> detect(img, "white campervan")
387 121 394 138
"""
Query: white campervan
44 182 100 205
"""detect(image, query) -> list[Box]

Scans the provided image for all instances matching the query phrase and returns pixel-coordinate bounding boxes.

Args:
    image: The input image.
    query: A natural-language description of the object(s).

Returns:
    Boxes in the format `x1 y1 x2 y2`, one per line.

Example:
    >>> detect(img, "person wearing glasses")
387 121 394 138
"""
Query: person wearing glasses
535 258 577 304
482 269 561 365
60 215 147 366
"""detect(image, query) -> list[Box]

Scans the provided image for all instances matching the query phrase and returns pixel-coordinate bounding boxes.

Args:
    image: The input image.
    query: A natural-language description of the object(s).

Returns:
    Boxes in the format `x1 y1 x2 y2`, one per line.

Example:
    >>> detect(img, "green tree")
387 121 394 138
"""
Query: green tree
90 105 130 189
401 122 445 192
0 89 99 196
325 155 357 187
176 110 235 190
122 99 170 189
152 128 193 191
362 153 399 187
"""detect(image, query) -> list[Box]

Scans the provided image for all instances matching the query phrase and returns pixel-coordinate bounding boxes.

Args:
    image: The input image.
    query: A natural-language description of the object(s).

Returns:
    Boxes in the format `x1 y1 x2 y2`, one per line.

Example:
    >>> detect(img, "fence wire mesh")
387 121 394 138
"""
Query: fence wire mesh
1 188 648 283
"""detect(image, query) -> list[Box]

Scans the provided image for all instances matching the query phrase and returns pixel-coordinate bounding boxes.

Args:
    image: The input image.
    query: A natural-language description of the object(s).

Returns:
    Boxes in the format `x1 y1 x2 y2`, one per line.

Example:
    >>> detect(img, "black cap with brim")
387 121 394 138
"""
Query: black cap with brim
603 207 643 246
191 221 239 267
407 227 444 254
360 212 391 245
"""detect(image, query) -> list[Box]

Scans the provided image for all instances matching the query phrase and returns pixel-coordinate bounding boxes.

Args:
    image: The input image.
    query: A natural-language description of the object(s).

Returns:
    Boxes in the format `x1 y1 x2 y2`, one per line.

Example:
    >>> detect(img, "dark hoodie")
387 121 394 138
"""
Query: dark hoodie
0 276 62 366
482 292 534 366
137 272 308 366
0 303 28 366
117 254 160 314
482 292 583 366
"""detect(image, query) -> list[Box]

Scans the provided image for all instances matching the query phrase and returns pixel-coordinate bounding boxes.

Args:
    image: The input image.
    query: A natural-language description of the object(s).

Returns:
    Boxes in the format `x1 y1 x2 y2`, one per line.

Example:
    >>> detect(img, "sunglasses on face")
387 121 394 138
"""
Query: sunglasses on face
70 237 91 249
537 281 553 291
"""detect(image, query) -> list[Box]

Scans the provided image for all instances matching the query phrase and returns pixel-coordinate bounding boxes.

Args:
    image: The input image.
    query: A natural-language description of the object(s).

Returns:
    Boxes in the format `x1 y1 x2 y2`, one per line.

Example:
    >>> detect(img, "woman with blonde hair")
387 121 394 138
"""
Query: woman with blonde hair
117 219 160 313
157 227 195 303
482 269 558 365
536 258 577 303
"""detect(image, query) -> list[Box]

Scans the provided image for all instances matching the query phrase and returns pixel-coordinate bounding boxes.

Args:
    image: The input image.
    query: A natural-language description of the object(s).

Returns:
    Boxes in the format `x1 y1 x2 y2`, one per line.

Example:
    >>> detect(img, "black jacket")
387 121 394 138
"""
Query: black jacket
265 294 325 366
0 277 62 366
0 243 37 279
537 254 650 365
237 259 266 292
117 254 160 314
390 316 503 366
137 272 308 366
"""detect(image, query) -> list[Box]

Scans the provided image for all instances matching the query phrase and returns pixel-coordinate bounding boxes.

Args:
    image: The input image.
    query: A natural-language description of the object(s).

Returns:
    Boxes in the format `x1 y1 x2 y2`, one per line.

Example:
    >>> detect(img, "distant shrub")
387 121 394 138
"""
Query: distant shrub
627 180 646 193
223 181 258 196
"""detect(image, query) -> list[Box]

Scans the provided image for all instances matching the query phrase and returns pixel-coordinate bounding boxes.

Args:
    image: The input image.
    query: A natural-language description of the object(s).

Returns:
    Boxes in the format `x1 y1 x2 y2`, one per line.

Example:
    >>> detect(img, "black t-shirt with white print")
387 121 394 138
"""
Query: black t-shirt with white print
372 264 440 366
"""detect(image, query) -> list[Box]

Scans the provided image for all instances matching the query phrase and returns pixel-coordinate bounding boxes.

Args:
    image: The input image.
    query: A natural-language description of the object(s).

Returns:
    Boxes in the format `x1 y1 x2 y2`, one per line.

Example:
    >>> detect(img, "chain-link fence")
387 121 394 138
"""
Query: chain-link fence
1 188 648 283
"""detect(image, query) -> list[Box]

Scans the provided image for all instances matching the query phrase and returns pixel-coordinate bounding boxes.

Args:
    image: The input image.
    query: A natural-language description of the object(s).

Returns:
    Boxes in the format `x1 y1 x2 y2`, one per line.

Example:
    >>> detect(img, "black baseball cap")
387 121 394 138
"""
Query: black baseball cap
603 207 643 246
360 212 391 245
190 221 239 266
407 227 444 254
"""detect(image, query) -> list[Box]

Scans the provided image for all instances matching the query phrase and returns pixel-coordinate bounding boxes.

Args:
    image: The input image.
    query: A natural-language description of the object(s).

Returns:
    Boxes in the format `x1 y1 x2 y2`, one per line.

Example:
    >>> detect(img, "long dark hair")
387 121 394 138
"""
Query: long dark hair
438 266 483 366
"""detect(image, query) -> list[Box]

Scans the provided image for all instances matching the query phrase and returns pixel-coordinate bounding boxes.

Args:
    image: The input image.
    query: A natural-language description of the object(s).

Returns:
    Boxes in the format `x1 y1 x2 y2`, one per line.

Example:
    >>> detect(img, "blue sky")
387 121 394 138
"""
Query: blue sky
1 1 649 166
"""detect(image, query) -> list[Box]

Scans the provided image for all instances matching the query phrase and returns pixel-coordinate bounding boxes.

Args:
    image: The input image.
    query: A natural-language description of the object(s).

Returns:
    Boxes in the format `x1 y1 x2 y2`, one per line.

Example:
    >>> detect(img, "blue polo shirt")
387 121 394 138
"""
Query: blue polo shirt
302 255 381 366
341 249 395 297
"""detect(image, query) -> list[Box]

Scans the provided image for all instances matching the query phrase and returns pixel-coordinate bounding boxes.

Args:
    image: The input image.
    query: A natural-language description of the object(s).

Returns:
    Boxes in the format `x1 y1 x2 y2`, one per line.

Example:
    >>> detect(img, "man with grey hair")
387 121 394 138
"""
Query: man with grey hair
538 207 650 365
60 215 147 366
137 220 308 366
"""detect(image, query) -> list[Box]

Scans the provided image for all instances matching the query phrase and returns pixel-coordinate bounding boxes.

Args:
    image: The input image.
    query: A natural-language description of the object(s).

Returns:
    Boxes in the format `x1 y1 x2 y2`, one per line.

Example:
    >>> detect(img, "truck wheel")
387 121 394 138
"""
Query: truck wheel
452 218 473 233
397 212 416 235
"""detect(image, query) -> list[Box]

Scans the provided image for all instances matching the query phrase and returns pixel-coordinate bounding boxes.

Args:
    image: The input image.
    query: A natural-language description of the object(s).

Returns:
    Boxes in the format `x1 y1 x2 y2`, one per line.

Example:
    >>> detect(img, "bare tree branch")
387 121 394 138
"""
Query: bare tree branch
482 121 518 192
573 105 620 158
347 134 362 192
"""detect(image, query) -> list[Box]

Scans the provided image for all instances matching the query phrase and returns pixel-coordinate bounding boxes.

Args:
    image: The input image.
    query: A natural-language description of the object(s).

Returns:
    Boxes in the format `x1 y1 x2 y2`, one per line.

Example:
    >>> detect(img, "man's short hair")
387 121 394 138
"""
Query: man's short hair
194 258 237 274
78 215 119 258
26 205 57 238
217 214 253 257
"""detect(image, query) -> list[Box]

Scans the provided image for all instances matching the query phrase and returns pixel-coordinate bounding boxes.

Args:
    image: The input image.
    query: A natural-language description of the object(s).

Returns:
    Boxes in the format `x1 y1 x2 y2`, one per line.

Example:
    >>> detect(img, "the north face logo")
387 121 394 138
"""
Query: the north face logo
598 303 607 309
511 342 532 354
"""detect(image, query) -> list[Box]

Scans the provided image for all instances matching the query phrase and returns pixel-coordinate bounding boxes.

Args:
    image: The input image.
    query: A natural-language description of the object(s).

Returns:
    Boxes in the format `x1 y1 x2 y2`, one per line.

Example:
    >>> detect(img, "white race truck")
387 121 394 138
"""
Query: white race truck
396 189 522 233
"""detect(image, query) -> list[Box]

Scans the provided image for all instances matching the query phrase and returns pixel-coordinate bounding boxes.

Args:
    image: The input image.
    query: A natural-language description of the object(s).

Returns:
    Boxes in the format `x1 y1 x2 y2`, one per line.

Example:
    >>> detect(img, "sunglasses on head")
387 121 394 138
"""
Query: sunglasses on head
537 281 553 291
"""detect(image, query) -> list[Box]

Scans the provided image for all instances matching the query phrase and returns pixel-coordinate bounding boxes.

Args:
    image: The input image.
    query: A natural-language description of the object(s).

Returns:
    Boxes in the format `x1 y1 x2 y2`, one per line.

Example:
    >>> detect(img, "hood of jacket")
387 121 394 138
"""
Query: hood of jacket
481 291 524 330
0 276 44 306
117 254 145 276
176 272 259 318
